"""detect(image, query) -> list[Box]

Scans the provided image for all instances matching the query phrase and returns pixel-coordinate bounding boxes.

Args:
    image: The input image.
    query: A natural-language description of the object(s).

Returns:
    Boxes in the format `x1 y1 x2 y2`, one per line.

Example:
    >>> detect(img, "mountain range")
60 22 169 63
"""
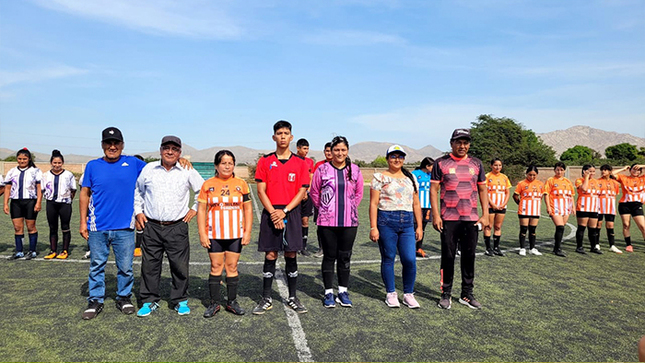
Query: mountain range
2 126 643 164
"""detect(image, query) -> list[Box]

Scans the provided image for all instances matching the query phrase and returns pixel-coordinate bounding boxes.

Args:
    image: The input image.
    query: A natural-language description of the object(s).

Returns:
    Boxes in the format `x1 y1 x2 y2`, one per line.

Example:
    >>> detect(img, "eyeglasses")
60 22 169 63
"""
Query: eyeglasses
388 154 405 160
162 145 181 153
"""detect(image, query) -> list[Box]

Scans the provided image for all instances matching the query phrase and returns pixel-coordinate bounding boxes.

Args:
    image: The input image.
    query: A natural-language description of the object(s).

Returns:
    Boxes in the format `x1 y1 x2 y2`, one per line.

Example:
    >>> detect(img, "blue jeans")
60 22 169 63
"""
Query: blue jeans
377 210 417 294
88 229 135 303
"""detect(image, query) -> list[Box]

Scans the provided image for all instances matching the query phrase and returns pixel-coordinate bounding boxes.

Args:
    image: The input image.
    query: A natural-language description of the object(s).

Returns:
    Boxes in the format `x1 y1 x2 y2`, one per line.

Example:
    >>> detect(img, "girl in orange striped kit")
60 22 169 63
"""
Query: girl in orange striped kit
612 163 645 252
544 162 575 257
513 166 545 256
597 165 622 253
483 158 511 256
197 150 253 317
574 164 602 254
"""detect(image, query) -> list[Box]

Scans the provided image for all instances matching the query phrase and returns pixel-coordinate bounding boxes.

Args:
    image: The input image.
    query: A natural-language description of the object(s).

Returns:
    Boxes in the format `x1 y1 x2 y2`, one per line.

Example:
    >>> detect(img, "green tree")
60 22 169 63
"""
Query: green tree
560 145 601 164
370 156 388 168
4 156 17 162
605 143 638 162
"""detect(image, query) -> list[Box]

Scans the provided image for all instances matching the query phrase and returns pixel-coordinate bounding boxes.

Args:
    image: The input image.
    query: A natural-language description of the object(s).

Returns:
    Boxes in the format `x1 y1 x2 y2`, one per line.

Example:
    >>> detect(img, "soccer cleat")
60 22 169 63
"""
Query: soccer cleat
133 248 142 257
626 245 634 253
459 294 482 309
25 251 37 260
225 300 245 315
300 249 311 257
438 292 451 309
575 247 587 255
287 297 308 314
590 247 603 254
385 292 400 308
174 300 190 315
82 300 104 320
44 251 57 259
313 250 324 258
203 302 221 318
7 252 24 260
56 250 68 259
416 248 428 258
116 297 135 315
484 249 494 257
610 245 623 254
336 292 353 307
137 302 160 317
519 248 526 256
252 297 273 315
402 293 420 309
553 249 567 257
529 248 542 256
323 293 336 308
83 251 91 259
493 247 505 256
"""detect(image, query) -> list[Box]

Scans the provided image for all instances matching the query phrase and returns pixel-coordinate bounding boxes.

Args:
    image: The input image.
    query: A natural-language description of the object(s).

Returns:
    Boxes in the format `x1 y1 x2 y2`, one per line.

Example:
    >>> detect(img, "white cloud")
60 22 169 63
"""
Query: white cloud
32 0 242 39
0 66 88 88
303 30 406 46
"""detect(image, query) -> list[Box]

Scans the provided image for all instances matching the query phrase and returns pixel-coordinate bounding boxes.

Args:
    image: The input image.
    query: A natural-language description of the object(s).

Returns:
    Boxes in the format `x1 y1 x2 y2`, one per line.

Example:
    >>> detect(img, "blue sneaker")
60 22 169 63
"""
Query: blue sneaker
8 252 24 260
175 300 190 315
336 292 353 307
137 302 159 317
323 293 336 308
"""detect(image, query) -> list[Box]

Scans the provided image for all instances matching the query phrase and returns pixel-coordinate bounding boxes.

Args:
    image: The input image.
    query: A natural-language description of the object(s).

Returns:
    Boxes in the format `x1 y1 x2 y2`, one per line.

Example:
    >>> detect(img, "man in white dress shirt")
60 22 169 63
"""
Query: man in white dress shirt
134 135 204 317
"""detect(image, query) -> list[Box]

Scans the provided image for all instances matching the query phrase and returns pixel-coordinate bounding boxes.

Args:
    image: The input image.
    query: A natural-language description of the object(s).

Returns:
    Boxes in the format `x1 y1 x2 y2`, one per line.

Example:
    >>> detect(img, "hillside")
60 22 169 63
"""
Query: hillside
538 126 645 157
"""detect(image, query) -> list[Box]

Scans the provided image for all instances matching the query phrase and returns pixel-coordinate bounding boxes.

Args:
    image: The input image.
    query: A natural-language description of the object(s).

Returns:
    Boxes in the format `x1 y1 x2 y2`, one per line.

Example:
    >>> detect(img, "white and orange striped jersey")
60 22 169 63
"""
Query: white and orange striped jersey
544 176 575 216
616 174 645 203
597 177 620 215
198 176 250 240
486 172 511 209
515 179 545 217
575 177 600 213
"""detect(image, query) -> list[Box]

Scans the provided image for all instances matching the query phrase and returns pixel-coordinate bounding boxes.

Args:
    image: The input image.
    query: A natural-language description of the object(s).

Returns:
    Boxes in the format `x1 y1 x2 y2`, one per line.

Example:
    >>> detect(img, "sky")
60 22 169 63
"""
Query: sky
1 0 644 157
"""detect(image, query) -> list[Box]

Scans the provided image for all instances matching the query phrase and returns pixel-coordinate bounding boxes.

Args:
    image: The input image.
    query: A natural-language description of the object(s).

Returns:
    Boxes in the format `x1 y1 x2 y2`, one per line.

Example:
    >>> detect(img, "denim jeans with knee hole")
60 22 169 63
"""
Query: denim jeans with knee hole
377 210 417 294
88 229 135 303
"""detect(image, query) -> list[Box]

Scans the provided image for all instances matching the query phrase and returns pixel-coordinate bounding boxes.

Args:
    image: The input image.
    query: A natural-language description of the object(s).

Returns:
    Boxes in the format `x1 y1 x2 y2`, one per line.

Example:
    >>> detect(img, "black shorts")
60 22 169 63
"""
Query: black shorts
518 214 540 219
10 199 38 220
300 194 314 217
488 208 507 214
618 202 644 217
576 211 598 219
208 238 242 253
258 205 303 252
598 214 615 222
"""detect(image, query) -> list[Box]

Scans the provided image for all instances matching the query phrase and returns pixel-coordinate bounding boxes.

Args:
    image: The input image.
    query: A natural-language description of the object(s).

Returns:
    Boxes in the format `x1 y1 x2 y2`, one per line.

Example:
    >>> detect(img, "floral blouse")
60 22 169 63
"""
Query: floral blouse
371 172 418 212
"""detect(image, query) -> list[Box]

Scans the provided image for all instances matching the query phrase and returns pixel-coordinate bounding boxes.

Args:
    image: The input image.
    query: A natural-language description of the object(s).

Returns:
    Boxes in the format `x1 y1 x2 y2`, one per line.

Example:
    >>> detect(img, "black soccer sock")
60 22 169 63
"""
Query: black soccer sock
493 235 501 249
528 225 537 250
625 236 632 247
484 235 491 250
284 256 298 298
135 229 143 249
226 275 240 303
49 233 58 252
262 258 276 298
62 230 71 252
302 227 309 249
607 228 615 247
519 226 528 249
554 225 565 251
209 274 222 302
15 234 24 253
576 226 586 248
589 228 599 248
28 232 38 252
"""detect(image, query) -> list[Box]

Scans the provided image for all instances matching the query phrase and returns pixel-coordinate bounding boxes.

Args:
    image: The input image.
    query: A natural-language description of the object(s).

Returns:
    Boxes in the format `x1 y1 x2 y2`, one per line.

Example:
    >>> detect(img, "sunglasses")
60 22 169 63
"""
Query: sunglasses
388 154 405 160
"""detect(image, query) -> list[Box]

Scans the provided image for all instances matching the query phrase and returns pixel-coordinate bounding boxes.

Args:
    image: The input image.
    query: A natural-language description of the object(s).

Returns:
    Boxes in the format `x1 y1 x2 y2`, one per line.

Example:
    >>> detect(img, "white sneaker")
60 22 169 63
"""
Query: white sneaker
519 248 526 256
84 251 91 259
594 244 601 251
529 248 542 256
609 245 623 254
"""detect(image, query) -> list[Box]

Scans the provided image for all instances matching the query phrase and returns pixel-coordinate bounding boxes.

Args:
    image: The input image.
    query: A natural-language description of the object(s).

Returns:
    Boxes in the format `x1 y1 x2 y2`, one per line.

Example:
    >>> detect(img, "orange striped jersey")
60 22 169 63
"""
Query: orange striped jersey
575 177 600 213
198 176 250 240
514 179 545 217
597 177 620 215
486 172 511 208
615 174 645 203
544 176 575 216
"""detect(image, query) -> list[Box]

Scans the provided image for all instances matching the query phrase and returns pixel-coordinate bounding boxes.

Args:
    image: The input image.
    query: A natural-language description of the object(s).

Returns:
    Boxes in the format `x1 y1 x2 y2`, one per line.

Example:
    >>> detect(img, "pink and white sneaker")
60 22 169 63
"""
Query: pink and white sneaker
385 292 400 308
402 293 420 309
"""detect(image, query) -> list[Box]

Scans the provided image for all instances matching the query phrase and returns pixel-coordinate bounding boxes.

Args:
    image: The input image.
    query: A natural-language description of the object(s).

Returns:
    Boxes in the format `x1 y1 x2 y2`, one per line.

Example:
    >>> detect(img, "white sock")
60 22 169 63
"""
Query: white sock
338 286 347 293
325 289 334 295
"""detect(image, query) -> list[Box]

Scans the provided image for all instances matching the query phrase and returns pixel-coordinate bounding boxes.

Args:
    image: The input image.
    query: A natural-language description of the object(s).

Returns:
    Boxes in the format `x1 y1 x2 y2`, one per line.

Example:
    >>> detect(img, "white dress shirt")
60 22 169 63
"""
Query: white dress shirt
134 161 204 222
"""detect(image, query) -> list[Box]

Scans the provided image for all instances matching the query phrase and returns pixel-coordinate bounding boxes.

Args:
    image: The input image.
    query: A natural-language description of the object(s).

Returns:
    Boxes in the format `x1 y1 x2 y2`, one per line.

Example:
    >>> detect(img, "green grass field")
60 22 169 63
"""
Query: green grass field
1 185 644 362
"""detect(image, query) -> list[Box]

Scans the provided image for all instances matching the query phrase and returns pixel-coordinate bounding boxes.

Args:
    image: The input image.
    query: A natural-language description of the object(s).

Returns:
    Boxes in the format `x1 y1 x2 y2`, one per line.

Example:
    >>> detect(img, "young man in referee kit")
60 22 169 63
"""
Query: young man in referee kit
252 120 310 314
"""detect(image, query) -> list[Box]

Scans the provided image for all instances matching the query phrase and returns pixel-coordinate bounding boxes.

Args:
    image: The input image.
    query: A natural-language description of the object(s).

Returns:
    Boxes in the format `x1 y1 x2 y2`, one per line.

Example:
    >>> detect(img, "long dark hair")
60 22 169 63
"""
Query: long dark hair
17 148 36 169
50 149 64 164
554 161 566 171
330 136 355 182
581 164 595 176
600 164 616 180
214 150 236 177
415 157 434 171
402 167 417 194
526 165 539 175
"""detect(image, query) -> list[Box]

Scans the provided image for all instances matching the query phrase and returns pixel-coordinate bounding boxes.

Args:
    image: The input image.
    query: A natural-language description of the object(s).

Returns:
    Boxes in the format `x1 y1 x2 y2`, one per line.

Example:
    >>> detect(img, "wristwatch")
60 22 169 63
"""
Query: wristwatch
283 207 290 214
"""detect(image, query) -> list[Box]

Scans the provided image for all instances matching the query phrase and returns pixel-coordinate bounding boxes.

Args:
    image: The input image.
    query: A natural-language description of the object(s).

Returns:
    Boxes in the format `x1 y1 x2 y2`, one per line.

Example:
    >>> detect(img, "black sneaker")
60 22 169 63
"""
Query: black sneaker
300 249 311 257
590 248 603 255
438 292 451 309
203 302 221 318
575 247 586 254
493 247 505 256
7 252 25 260
287 297 308 314
24 251 37 260
553 249 567 257
82 300 104 320
252 297 273 315
484 249 494 256
459 294 482 309
225 300 246 315
115 297 135 315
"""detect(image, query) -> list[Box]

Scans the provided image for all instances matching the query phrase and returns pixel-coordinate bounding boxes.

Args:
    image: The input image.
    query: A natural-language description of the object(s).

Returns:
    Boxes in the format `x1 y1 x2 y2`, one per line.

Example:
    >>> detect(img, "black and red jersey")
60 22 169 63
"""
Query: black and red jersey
431 153 486 221
255 152 310 206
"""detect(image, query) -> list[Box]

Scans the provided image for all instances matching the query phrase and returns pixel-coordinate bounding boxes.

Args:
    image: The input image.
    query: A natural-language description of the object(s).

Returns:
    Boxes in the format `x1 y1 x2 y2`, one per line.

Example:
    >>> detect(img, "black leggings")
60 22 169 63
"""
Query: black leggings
319 226 358 290
46 201 72 252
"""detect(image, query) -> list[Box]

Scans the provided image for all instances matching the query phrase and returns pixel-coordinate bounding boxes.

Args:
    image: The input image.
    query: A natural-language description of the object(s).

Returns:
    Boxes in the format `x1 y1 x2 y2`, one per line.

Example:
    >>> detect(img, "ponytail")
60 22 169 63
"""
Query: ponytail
401 167 417 194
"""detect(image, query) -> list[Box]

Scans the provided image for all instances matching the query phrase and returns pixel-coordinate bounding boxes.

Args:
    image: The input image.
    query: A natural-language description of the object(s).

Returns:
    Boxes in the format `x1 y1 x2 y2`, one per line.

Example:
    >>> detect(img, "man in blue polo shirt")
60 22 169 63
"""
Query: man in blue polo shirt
79 127 147 320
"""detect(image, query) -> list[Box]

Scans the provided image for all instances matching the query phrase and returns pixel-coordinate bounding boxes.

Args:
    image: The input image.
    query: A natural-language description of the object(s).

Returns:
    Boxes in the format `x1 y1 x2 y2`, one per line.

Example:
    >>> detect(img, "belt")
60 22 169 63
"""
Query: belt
147 218 183 226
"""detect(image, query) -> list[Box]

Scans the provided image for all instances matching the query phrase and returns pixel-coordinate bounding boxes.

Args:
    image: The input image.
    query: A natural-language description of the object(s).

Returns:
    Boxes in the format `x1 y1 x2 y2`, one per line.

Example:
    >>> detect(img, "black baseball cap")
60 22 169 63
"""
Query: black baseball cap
450 128 471 141
161 135 182 148
102 127 124 142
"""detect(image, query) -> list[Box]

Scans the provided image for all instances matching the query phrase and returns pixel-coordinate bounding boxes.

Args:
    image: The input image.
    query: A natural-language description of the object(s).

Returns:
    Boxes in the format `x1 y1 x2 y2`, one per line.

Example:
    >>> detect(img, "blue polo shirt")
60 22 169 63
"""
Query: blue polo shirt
82 155 146 231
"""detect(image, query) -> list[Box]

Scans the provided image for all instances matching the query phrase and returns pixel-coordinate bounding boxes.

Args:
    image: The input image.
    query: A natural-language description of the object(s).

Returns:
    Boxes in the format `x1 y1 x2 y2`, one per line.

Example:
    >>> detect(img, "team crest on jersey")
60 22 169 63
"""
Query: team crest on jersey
489 179 493 183
525 186 529 189
554 183 558 187
469 168 475 175
209 187 215 192
269 161 278 169
449 168 456 174
288 173 296 182
236 186 241 192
